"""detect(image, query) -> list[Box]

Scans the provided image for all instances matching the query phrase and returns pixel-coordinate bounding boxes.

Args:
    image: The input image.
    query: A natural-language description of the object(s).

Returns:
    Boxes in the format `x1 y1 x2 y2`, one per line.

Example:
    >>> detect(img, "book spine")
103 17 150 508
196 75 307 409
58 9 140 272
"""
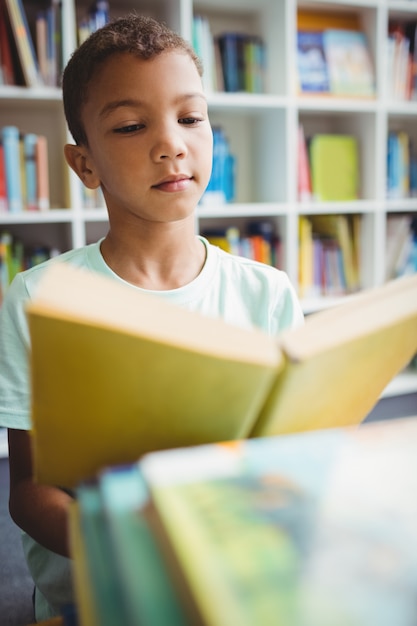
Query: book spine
98 465 187 626
5 0 42 87
46 4 57 86
2 126 23 213
23 133 38 211
36 11 48 85
0 1 16 85
218 33 243 92
297 124 312 202
35 135 50 211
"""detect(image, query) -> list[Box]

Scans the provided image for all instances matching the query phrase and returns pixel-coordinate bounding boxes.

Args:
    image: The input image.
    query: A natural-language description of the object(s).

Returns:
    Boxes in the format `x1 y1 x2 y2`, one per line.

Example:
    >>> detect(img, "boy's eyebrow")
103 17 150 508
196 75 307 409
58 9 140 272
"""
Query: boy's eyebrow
99 93 207 119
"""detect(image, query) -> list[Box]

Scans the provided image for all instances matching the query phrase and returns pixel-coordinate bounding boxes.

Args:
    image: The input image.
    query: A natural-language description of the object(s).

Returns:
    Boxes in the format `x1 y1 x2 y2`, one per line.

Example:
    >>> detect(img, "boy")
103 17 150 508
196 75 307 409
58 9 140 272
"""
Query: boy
0 14 304 621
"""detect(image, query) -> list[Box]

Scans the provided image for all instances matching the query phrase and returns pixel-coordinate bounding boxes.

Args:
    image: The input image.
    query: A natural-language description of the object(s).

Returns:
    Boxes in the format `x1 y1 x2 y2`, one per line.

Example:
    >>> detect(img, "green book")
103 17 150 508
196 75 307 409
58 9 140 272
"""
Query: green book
74 482 129 626
309 134 359 201
98 464 188 626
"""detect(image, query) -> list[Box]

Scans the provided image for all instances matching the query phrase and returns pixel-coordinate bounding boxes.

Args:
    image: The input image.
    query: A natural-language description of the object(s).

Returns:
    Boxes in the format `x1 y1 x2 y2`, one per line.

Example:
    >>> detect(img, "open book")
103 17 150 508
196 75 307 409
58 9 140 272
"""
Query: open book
26 263 417 488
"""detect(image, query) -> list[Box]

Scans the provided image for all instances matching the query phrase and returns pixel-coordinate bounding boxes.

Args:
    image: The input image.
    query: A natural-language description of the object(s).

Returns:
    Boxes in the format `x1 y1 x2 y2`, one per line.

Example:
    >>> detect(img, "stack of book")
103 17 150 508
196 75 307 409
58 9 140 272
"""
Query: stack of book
71 414 417 626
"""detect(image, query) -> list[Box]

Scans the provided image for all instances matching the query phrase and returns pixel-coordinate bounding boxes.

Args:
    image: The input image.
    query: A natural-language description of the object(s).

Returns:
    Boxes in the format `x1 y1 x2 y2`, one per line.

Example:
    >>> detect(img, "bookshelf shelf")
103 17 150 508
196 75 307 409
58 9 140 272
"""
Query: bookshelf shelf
0 0 416 402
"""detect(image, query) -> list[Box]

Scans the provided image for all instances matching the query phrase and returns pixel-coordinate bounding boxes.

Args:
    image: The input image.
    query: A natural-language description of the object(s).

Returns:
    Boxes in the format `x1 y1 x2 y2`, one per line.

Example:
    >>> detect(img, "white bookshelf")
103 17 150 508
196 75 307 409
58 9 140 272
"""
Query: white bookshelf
0 0 416 400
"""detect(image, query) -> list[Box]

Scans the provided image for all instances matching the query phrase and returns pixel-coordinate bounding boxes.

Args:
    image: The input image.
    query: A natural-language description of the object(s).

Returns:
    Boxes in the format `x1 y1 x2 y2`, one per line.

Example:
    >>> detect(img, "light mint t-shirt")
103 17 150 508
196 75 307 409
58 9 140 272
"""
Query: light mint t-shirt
0 236 304 620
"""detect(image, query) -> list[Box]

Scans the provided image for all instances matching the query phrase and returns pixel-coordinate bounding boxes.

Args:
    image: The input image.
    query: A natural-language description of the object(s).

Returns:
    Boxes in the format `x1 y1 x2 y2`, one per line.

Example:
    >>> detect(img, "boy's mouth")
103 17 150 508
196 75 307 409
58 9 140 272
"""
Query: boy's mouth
153 174 193 192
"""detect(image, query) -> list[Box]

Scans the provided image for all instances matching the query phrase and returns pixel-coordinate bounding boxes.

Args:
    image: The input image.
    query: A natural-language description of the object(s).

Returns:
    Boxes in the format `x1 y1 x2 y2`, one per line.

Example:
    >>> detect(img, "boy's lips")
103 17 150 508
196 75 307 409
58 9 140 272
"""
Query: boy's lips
153 174 193 192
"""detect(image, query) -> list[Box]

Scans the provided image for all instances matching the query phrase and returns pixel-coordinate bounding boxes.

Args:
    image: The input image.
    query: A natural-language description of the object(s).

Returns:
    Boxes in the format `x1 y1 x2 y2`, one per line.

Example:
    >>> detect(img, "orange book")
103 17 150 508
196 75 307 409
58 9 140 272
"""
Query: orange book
35 135 50 211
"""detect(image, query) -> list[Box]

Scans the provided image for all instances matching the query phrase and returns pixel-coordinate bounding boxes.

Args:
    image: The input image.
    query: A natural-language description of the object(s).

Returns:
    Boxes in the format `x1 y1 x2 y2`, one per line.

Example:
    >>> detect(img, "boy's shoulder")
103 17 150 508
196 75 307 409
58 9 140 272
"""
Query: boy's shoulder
11 240 104 301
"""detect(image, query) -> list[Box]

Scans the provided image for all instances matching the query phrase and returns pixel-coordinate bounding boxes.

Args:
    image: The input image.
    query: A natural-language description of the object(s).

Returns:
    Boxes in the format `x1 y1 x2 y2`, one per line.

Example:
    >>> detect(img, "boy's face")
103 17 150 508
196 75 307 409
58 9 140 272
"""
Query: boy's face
71 51 213 226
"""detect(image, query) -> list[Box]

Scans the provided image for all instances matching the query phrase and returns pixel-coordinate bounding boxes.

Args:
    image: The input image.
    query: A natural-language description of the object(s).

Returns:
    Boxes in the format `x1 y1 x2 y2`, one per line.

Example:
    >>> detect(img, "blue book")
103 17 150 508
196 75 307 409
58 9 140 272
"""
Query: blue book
97 464 187 626
2 126 23 212
75 481 129 626
217 32 246 92
297 30 330 92
23 133 37 210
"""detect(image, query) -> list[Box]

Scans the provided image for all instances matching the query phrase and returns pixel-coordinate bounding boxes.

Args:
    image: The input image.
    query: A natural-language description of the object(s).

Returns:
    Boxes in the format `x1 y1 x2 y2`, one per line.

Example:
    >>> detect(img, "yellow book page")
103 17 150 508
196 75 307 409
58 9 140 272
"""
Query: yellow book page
254 314 417 437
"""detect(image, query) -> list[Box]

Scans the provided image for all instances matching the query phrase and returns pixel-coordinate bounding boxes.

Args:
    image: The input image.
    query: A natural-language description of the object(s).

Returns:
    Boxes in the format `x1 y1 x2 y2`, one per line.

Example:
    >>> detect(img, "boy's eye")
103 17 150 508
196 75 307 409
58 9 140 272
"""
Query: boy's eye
114 123 145 134
179 117 201 125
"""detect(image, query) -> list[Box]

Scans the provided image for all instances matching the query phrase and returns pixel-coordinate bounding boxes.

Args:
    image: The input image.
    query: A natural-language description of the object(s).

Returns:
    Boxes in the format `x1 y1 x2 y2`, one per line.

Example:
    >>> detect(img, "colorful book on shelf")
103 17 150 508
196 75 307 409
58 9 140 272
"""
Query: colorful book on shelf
35 134 50 211
309 133 359 202
296 30 330 93
0 0 17 85
26 262 417 489
310 214 360 292
297 124 312 201
298 215 317 298
323 28 375 97
23 133 38 211
216 32 265 94
217 32 246 93
4 0 43 87
70 415 417 626
1 125 23 212
385 215 413 280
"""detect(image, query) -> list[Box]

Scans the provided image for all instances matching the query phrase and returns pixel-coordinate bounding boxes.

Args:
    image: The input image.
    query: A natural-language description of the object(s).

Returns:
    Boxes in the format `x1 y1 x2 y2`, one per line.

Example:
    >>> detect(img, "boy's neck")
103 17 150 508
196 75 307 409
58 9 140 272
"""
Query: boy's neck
100 230 206 291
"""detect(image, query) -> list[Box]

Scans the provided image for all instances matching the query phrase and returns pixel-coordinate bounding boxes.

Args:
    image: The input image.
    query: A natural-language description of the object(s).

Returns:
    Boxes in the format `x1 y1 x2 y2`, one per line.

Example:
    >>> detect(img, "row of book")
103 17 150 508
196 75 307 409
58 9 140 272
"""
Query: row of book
0 125 50 213
298 126 417 203
201 126 235 204
298 214 361 298
193 15 266 93
0 0 108 88
298 212 417 298
0 231 59 305
0 0 62 87
203 222 282 268
296 9 375 98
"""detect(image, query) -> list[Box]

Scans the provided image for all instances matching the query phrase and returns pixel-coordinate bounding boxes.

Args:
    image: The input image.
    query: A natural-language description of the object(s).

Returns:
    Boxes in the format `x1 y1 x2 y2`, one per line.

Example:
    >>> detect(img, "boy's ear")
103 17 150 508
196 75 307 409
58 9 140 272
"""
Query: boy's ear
64 144 101 189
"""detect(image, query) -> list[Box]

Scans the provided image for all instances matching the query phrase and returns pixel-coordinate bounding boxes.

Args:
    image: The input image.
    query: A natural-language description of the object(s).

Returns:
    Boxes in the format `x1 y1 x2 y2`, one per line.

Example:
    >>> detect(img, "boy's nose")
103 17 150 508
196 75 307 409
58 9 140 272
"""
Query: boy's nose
151 126 187 161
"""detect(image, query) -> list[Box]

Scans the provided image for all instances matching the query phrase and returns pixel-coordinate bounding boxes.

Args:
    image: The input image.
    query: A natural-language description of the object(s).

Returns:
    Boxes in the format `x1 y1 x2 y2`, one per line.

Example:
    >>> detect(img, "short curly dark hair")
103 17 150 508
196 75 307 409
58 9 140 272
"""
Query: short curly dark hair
62 13 203 145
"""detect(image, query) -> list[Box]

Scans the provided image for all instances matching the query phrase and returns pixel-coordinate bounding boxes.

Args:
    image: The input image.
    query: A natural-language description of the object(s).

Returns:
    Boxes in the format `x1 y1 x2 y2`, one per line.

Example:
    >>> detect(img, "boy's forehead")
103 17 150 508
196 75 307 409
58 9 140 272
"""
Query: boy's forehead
91 49 197 83
84 50 203 106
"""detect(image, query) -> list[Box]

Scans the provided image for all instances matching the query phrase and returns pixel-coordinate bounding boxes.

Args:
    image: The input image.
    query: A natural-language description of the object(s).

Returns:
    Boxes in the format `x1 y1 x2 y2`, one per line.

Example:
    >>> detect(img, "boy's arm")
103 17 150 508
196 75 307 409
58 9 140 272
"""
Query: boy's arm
8 428 73 558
